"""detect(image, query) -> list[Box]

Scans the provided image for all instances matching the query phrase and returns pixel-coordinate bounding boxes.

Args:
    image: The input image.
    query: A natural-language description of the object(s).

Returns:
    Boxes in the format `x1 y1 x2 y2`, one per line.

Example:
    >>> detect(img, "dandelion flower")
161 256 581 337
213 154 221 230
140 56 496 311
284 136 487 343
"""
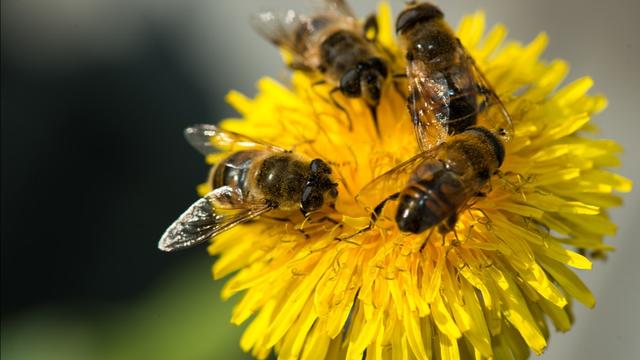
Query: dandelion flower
198 4 631 359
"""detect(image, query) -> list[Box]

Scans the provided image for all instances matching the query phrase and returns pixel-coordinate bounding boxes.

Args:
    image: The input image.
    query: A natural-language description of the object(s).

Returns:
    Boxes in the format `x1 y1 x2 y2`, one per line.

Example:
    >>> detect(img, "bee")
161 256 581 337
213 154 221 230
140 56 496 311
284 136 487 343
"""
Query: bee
158 124 338 252
396 1 512 151
252 0 388 134
339 2 514 239
352 126 505 237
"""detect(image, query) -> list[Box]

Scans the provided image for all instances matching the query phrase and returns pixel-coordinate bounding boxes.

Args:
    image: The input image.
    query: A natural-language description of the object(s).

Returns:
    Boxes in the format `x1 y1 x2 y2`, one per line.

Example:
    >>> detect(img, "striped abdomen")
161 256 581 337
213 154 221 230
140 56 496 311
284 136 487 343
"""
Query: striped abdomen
394 127 504 234
439 66 478 134
399 4 479 135
395 165 467 234
209 150 261 199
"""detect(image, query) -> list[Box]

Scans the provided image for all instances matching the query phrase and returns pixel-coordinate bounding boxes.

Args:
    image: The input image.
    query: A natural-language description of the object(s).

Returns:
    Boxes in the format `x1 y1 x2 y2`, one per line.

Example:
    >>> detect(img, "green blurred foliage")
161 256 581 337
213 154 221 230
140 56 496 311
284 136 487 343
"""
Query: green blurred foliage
1 258 253 360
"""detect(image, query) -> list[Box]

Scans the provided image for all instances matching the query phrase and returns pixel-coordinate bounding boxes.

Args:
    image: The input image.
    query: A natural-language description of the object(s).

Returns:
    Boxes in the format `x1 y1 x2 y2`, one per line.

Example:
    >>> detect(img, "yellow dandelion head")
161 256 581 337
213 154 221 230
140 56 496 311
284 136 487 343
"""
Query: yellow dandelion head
200 3 631 359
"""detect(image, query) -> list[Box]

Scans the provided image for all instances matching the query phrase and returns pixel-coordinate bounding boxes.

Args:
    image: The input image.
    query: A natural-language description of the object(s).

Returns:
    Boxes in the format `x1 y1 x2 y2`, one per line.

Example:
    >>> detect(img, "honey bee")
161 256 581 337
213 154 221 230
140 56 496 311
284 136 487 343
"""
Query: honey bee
252 0 388 134
352 126 505 237
158 124 338 252
396 1 512 151
340 2 513 238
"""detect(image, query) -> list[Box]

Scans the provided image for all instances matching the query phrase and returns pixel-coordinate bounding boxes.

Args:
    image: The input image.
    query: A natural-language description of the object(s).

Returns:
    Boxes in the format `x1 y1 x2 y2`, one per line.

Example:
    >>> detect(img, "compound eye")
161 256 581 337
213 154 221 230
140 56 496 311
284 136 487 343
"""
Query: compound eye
310 159 331 175
301 186 324 213
328 186 338 199
340 68 361 97
367 57 388 78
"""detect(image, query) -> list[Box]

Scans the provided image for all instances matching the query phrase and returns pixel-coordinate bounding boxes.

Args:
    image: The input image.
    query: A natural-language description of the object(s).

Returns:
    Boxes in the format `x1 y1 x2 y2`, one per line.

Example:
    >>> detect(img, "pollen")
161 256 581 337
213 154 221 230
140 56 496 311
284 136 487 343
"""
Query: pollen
199 3 630 359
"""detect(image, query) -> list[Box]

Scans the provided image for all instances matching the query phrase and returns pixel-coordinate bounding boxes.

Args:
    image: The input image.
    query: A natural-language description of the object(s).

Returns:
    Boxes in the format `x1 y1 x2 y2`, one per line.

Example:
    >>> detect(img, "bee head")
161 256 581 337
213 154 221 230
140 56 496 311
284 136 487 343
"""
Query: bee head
339 58 388 107
301 159 338 213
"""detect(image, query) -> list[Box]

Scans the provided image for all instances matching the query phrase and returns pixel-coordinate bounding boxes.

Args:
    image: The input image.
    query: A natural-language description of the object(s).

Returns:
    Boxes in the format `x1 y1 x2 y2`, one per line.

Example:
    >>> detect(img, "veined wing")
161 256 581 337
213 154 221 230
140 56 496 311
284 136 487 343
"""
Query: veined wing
356 150 434 211
406 60 450 151
158 190 274 252
184 124 286 156
324 0 356 18
252 1 360 71
459 43 514 141
251 9 324 71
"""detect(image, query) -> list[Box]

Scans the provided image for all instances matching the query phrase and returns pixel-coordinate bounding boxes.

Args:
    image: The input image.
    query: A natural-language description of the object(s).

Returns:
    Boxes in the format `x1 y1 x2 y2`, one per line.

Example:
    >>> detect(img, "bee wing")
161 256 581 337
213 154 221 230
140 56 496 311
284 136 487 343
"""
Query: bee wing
407 60 451 151
459 45 514 141
158 190 273 252
184 124 286 156
251 10 313 67
356 150 432 210
324 0 355 18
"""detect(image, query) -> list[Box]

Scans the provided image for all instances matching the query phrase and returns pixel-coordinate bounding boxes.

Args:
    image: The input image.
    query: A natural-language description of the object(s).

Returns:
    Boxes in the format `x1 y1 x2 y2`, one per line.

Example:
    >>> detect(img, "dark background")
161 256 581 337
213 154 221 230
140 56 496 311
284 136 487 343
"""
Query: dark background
1 29 212 317
1 1 254 358
2 1 639 359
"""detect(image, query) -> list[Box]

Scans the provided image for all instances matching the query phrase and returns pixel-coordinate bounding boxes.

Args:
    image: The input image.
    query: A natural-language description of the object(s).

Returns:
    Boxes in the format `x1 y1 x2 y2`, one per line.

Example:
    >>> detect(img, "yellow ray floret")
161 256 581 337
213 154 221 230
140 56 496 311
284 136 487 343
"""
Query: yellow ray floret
199 3 631 359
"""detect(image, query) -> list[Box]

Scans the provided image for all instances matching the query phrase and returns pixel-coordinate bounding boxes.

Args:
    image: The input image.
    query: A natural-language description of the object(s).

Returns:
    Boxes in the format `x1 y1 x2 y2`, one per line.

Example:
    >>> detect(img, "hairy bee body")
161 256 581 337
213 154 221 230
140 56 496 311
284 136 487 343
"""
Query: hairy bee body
158 125 338 252
318 29 374 82
210 150 312 212
406 61 478 135
396 127 505 233
397 2 491 143
252 0 389 133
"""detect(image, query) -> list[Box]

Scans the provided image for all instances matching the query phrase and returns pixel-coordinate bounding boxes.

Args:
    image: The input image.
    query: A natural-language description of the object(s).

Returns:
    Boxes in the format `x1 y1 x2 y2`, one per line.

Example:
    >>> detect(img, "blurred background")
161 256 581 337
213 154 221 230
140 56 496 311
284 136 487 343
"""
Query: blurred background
2 0 638 359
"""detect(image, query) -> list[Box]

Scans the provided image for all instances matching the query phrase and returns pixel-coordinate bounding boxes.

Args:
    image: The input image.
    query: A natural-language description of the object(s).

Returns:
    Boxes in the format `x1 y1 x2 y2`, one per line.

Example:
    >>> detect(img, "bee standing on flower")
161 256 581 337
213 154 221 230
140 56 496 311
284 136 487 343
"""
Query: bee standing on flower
349 1 513 238
158 124 338 252
354 126 506 237
396 1 512 150
252 0 389 135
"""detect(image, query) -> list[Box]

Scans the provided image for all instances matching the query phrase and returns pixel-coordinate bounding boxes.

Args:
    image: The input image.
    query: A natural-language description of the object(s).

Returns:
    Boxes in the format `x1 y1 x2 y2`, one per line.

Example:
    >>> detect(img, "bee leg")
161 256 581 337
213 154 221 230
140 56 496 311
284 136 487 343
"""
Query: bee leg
368 105 381 138
329 87 353 131
465 224 475 242
263 215 311 240
308 215 339 225
336 192 400 240
371 192 400 222
363 14 379 41
438 214 457 233
470 208 493 231
452 227 461 245
419 227 436 253
311 80 328 100
495 170 527 200
391 73 407 98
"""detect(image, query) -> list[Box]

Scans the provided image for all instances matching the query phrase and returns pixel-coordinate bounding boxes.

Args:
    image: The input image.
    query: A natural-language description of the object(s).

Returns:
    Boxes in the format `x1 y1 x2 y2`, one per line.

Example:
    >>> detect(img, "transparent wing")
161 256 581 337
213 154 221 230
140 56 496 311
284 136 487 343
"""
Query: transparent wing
406 60 450 151
251 10 314 69
251 3 358 71
184 124 286 156
459 45 514 141
158 191 273 252
324 0 355 18
251 9 303 51
356 150 433 210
